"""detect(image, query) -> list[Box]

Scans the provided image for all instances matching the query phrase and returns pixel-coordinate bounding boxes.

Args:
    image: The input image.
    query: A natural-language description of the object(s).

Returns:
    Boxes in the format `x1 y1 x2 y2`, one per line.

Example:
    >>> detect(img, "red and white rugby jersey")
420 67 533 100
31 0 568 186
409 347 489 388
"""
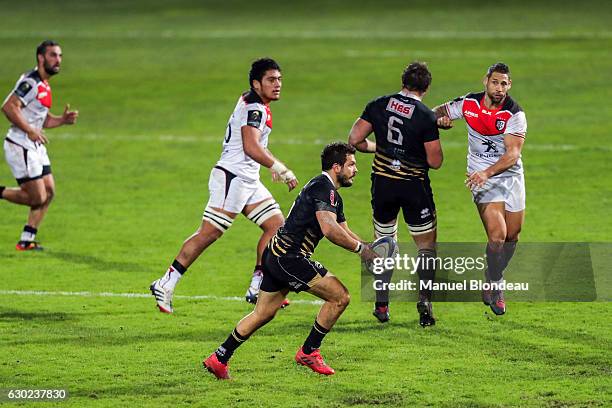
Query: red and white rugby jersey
444 92 527 177
216 90 272 182
4 69 52 150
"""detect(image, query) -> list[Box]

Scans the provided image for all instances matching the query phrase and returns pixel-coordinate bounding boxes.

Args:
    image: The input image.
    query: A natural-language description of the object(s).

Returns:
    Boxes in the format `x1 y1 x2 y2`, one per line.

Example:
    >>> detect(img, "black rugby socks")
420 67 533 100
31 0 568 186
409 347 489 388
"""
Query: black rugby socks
501 241 518 271
486 243 505 282
417 248 436 301
302 320 330 354
215 328 249 364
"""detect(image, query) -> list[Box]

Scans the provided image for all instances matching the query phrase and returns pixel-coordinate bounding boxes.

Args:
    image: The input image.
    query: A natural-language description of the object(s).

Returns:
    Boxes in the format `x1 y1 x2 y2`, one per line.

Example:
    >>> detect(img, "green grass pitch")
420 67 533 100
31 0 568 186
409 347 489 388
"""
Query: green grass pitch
0 1 610 406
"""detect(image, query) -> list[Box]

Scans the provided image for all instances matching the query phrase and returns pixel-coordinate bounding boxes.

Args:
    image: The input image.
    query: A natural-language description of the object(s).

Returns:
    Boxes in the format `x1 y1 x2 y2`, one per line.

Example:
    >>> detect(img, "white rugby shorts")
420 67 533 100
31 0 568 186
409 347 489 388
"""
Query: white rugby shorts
4 139 51 184
206 166 273 214
471 174 525 212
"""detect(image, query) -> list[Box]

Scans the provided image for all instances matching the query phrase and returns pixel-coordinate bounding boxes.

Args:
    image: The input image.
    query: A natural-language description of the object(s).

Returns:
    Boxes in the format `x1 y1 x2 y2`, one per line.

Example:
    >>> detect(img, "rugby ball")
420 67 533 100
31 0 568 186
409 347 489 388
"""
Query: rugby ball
369 236 399 259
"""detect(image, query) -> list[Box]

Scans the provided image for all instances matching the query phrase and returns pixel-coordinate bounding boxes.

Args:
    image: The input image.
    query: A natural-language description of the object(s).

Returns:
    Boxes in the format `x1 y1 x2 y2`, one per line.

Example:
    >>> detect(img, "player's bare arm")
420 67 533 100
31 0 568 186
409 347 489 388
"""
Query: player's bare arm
316 210 357 251
316 211 376 261
424 139 443 169
242 125 298 191
432 105 454 129
348 118 376 153
44 103 78 128
466 134 524 190
264 147 281 182
339 221 364 243
432 105 448 118
1 94 47 144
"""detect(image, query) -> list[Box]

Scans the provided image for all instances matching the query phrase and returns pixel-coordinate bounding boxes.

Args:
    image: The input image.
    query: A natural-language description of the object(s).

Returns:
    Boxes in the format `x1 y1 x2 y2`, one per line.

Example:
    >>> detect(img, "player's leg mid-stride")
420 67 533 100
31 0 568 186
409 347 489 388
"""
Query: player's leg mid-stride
150 208 234 314
150 195 290 314
204 273 350 379
478 202 523 315
241 198 288 307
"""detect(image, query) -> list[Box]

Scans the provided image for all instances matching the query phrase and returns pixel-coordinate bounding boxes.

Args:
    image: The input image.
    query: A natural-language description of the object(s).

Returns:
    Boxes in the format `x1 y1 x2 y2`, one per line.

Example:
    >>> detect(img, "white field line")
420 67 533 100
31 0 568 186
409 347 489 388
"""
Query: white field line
51 133 610 152
0 30 610 40
0 289 323 305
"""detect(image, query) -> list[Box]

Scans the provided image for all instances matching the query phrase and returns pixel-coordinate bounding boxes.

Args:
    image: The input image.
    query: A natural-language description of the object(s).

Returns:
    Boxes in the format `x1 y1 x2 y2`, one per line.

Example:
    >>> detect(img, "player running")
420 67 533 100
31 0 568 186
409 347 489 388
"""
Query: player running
348 62 443 327
433 62 527 315
203 142 377 379
150 58 298 313
1 40 78 251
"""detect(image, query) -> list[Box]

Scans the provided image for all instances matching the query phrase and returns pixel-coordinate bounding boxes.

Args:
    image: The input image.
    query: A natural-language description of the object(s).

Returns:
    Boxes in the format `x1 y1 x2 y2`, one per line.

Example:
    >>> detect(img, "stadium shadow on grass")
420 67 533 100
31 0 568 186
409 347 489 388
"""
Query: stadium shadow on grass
0 307 139 321
0 309 74 322
45 251 143 272
3 328 232 347
340 392 406 406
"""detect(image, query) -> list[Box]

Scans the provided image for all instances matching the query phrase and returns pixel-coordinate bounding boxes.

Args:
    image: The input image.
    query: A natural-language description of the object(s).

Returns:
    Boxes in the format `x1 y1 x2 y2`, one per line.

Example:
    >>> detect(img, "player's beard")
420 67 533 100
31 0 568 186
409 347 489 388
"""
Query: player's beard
338 173 354 187
488 92 504 105
43 60 60 76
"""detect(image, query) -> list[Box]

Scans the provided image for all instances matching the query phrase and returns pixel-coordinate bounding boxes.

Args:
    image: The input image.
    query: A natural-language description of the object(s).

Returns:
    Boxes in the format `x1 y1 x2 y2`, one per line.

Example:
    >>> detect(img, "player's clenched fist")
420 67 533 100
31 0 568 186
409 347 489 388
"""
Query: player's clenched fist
436 116 453 129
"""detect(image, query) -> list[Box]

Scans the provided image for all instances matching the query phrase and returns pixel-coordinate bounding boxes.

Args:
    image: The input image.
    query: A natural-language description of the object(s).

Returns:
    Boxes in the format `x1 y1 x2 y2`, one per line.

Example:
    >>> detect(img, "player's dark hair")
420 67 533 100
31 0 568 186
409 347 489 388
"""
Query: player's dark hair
321 142 356 171
36 40 59 58
249 58 281 88
401 61 431 93
486 62 511 78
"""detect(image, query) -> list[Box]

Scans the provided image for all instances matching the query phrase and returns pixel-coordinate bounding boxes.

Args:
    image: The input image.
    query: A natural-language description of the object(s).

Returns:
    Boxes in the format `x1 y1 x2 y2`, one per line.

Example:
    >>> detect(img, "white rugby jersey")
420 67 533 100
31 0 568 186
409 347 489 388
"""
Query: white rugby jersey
444 92 527 177
215 90 272 182
4 69 52 150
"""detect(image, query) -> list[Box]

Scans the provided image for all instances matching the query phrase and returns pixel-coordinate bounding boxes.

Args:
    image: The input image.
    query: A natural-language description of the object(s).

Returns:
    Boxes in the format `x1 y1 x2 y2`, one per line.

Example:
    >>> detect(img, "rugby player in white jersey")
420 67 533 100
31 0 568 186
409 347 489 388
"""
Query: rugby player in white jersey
433 63 527 315
1 40 79 250
150 58 298 313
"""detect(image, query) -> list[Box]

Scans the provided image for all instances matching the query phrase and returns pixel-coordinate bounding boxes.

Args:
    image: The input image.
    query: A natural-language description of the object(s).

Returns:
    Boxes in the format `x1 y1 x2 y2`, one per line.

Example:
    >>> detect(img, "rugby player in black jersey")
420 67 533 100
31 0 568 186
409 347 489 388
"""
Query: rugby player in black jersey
203 142 377 379
348 62 443 327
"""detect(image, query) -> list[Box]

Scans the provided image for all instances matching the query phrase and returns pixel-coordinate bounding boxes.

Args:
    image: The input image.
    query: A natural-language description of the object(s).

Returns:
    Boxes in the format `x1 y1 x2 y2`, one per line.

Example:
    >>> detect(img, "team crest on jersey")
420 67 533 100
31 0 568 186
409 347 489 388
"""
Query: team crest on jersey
386 98 415 119
15 81 32 98
495 119 506 131
329 190 337 207
247 110 263 127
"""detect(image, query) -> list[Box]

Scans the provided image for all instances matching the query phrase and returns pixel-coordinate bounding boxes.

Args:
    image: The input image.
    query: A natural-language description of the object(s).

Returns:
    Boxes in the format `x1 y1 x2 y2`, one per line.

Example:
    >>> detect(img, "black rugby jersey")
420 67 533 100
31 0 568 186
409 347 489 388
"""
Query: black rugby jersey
269 173 345 258
360 92 439 180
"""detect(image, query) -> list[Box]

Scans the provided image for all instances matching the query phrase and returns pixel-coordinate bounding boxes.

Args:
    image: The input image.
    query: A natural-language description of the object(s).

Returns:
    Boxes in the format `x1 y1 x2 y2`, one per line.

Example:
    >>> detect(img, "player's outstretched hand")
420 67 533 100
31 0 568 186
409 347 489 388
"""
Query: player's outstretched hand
62 104 79 125
436 116 453 130
465 171 488 190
